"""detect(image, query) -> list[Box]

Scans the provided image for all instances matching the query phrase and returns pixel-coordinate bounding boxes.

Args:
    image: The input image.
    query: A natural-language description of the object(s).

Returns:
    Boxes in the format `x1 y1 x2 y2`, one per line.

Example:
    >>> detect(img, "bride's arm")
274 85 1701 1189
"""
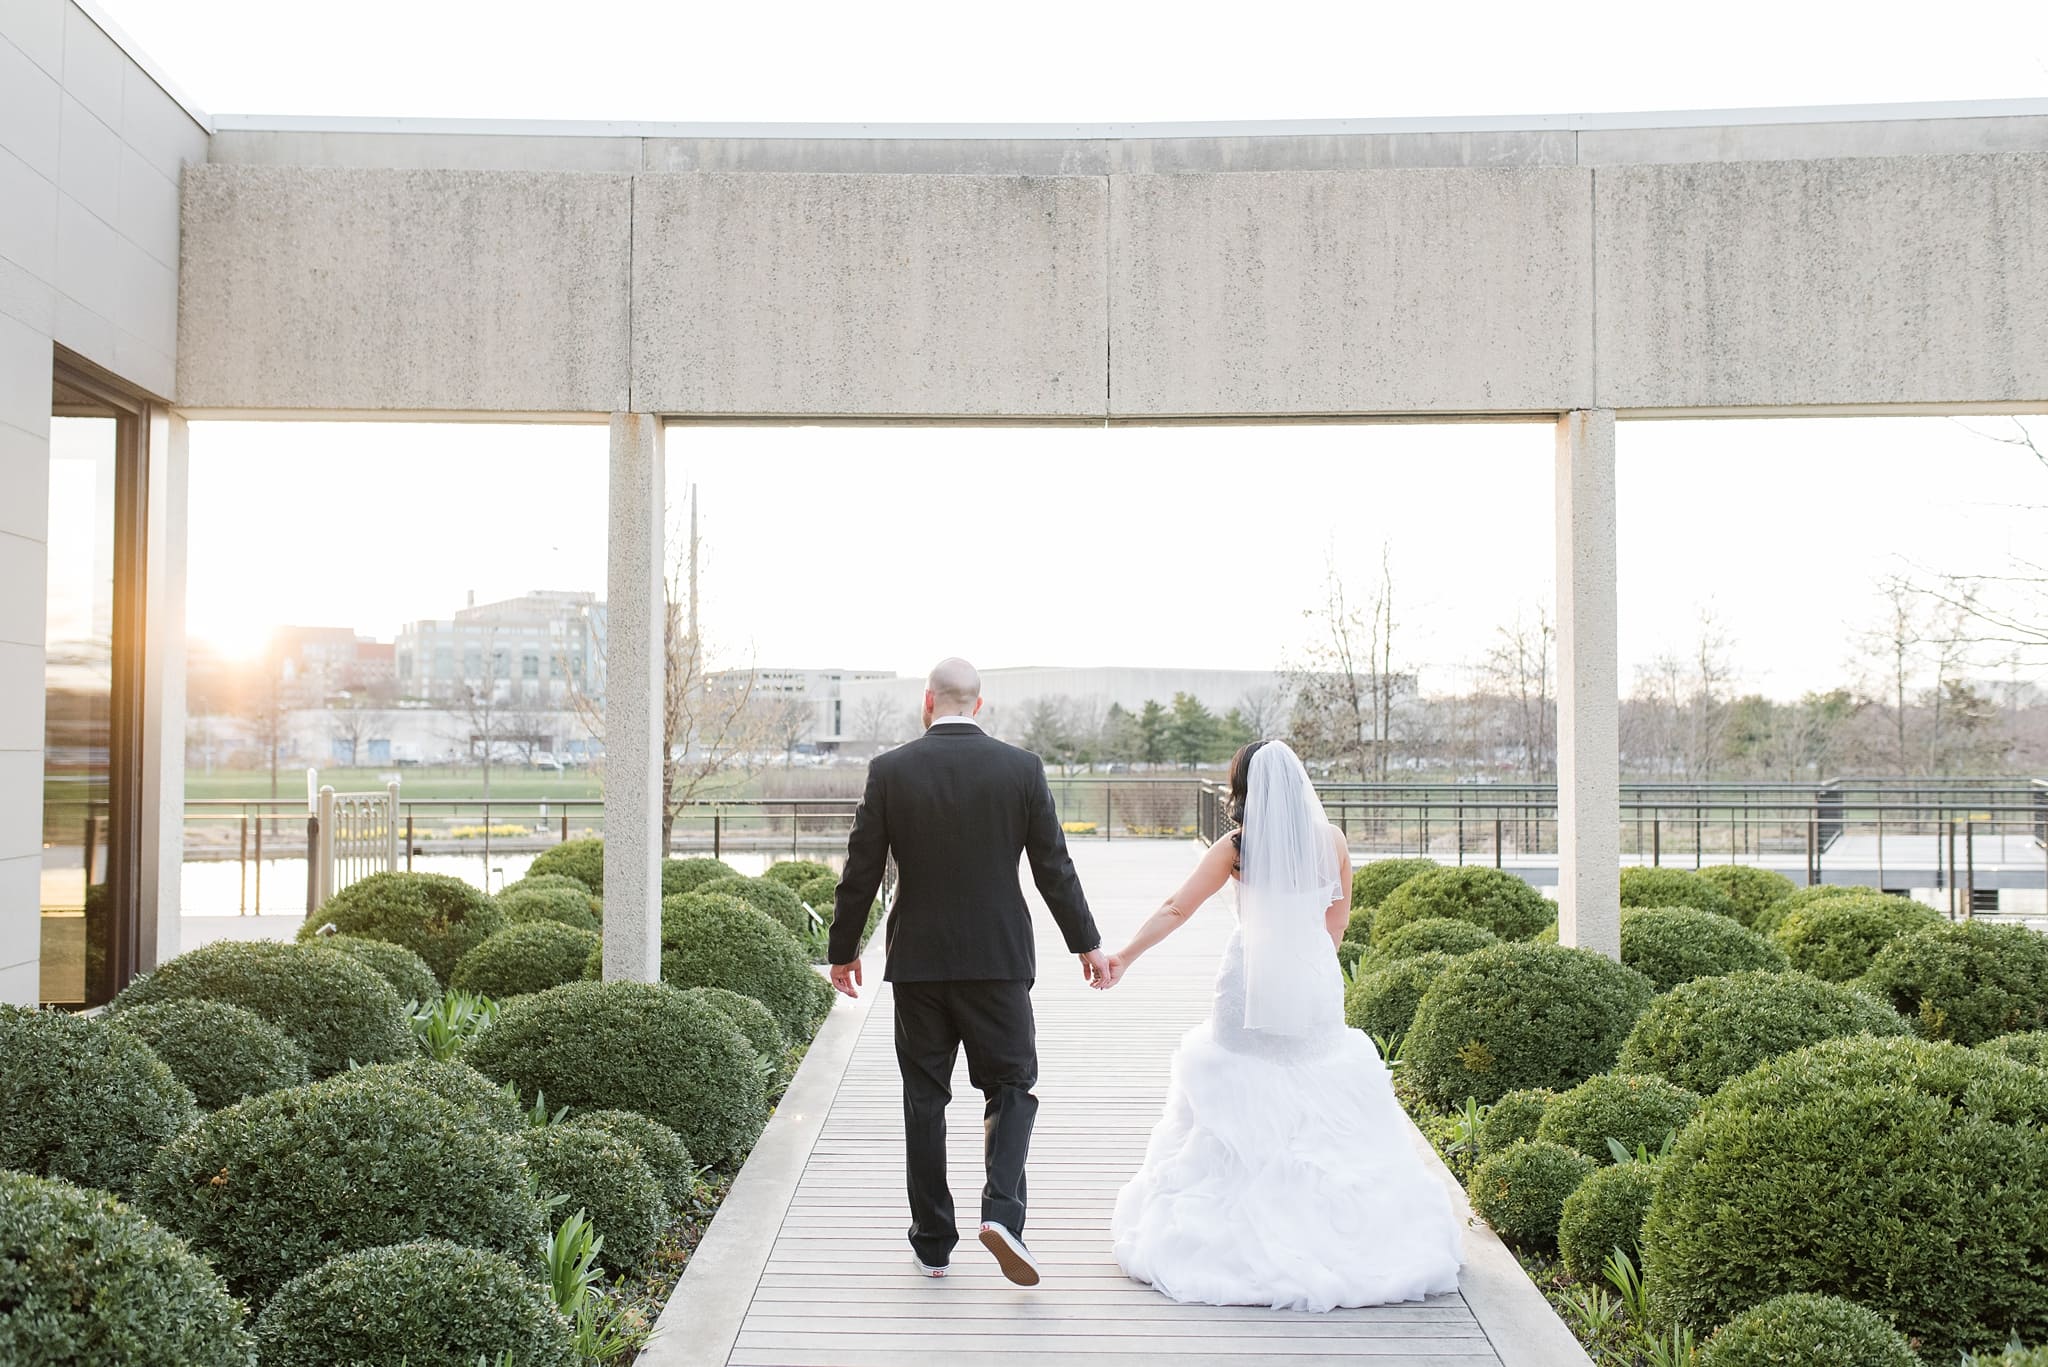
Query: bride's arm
1325 825 1354 949
1106 838 1236 982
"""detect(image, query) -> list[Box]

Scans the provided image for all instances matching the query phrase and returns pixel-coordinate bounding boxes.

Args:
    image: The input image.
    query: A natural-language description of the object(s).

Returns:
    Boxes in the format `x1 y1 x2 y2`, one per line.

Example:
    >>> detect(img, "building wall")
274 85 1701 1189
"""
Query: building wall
0 0 207 1004
836 666 1295 745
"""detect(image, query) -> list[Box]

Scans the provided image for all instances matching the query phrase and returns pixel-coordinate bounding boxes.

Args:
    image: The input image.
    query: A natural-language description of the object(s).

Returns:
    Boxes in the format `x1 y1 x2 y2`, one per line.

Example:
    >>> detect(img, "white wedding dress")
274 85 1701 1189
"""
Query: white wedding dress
1110 746 1465 1312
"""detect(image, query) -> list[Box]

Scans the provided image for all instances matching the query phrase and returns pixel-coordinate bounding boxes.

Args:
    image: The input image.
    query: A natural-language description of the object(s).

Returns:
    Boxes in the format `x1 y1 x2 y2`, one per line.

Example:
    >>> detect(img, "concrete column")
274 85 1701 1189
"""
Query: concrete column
603 414 665 983
0 316 52 1005
1554 410 1620 959
139 407 189 970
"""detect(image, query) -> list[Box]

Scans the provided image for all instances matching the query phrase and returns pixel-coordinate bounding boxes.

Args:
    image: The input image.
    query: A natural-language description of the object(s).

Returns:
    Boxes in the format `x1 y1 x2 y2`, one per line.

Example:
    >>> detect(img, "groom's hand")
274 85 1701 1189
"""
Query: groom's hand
1079 948 1110 989
830 958 863 999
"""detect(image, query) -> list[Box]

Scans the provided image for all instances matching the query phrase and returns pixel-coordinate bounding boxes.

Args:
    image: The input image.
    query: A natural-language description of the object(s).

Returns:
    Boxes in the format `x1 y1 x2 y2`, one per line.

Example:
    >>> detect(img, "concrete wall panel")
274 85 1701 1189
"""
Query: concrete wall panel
209 129 642 174
632 172 1108 416
1595 153 2048 409
1110 169 1593 416
176 166 633 412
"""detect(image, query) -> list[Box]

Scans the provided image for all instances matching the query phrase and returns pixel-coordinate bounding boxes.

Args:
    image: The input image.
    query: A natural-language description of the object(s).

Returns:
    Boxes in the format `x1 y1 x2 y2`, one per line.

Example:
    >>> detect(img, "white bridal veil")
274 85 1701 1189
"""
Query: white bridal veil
1236 741 1343 1035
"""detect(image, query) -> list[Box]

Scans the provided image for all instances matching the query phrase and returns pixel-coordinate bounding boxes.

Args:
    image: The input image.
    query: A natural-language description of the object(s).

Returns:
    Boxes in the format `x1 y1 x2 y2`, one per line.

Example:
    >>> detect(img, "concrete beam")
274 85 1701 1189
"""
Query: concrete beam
1554 410 1619 960
138 404 186 970
602 414 663 984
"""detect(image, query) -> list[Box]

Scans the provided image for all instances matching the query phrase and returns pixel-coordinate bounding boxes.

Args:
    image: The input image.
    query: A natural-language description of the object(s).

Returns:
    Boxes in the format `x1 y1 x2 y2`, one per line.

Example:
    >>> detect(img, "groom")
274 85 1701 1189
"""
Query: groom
828 657 1109 1286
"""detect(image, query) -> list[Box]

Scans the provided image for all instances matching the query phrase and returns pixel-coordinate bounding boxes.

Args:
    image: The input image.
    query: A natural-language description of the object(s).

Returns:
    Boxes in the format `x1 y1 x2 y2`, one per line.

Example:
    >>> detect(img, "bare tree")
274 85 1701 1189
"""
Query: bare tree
327 695 380 767
1687 611 1735 780
1287 550 1400 780
849 694 901 744
1480 605 1555 781
1234 686 1288 741
1857 575 1922 772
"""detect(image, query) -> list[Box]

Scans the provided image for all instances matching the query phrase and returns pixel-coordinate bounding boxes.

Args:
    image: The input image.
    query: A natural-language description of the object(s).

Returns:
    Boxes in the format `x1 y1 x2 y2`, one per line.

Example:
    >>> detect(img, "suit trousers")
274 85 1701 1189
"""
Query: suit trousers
891 978 1038 1267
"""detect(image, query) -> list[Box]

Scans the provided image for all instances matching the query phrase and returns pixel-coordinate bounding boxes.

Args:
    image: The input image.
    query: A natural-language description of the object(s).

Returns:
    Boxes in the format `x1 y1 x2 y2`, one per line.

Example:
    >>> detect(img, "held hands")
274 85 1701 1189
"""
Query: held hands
1079 948 1127 990
830 958 863 999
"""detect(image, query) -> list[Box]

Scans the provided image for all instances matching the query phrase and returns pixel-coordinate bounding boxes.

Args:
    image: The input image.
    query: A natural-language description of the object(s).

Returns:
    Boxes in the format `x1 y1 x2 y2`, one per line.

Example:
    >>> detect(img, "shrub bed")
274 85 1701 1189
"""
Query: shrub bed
1475 1088 1553 1158
298 871 506 983
662 856 738 896
1557 1159 1659 1284
1337 939 1369 973
321 934 441 1006
1980 1031 2048 1068
682 985 790 1089
107 1000 308 1111
1770 893 1941 983
562 1110 697 1214
1861 919 2048 1045
1694 865 1797 928
1369 916 1500 964
342 1057 524 1133
1613 969 1909 1095
527 838 607 894
500 871 594 899
1750 883 1864 938
1404 942 1655 1107
1619 906 1789 992
698 875 812 938
763 859 835 888
1342 904 1375 945
1641 1035 2048 1357
0 1005 198 1196
658 891 832 1040
112 940 412 1079
517 1125 667 1272
1697 1293 1917 1367
1373 867 1554 945
0 1170 253 1366
1535 1073 1700 1163
451 921 601 1000
462 980 768 1170
251 1239 574 1367
497 885 601 934
1352 857 1438 910
1344 951 1454 1042
139 1070 545 1303
1618 867 1738 919
1467 1139 1594 1251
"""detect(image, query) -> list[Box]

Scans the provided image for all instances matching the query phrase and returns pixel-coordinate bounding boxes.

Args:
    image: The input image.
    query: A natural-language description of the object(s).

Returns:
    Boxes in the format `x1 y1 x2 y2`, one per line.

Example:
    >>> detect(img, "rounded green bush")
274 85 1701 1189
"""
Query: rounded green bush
1772 893 1941 983
1557 1159 1659 1285
1695 865 1798 929
139 1070 545 1303
1405 942 1656 1107
1370 916 1501 964
112 940 412 1079
658 891 830 1040
497 885 601 934
699 875 812 938
107 1000 308 1111
0 1170 253 1367
1698 1293 1917 1367
321 934 441 1006
1642 1035 2048 1355
1536 1073 1700 1163
1353 858 1438 909
1344 951 1454 1042
682 985 789 1088
1373 867 1554 945
1966 1348 2048 1367
1467 1139 1595 1251
517 1126 667 1272
1619 867 1738 918
341 1056 523 1133
1620 906 1790 992
662 855 738 896
1861 920 2048 1045
451 921 601 999
462 980 768 1170
561 1110 696 1214
1751 883 1866 938
299 871 507 983
500 871 593 899
762 859 834 888
1614 969 1910 1095
1342 904 1375 944
1337 939 1368 973
1476 1088 1554 1157
251 1239 574 1367
527 839 606 894
0 1005 198 1196
1980 1031 2048 1069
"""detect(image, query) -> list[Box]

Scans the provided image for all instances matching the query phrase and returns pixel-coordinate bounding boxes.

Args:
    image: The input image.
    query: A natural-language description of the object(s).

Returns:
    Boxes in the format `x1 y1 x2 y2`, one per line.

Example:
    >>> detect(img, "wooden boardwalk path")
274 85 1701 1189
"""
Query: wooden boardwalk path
650 842 1586 1367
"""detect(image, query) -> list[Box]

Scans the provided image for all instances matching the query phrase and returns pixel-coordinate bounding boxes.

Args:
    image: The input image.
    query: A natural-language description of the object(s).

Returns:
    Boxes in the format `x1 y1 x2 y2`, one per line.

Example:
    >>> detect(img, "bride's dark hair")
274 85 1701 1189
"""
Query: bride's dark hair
1226 740 1269 828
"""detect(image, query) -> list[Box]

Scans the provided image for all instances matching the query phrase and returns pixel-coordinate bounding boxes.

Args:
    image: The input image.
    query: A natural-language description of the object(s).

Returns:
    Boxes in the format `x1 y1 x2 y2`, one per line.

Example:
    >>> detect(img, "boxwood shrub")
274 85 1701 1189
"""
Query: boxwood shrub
497 885 601 934
1557 1159 1659 1284
107 1000 309 1111
1373 867 1553 945
662 855 738 896
0 1170 253 1367
451 921 601 999
681 985 790 1089
698 875 812 938
658 891 831 1040
462 980 768 1170
1619 867 1738 918
298 871 507 983
1467 1139 1594 1251
1352 857 1438 909
112 940 412 1079
1404 942 1655 1107
1344 951 1454 1042
562 1109 697 1213
1619 906 1789 992
139 1070 545 1303
500 871 594 899
1861 919 2048 1045
0 1005 198 1196
1369 916 1500 964
1473 1088 1552 1157
1343 904 1375 945
1337 939 1369 973
1614 969 1910 1095
321 934 441 1006
251 1239 574 1367
1642 1035 2048 1356
1694 865 1798 928
762 859 834 888
1535 1073 1699 1163
342 1057 524 1134
1750 883 1864 938
1980 1031 2048 1068
1771 893 1941 983
517 1126 667 1272
1697 1293 1917 1367
527 839 606 894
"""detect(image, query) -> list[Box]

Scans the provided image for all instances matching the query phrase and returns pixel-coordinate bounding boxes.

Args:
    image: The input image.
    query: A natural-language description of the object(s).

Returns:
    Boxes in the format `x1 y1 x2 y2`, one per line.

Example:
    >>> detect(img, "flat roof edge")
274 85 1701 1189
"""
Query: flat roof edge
74 0 211 134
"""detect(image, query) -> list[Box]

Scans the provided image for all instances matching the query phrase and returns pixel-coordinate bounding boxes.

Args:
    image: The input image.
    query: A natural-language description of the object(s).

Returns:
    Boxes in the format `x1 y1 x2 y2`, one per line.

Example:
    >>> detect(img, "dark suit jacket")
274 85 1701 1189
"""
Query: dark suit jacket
829 721 1100 982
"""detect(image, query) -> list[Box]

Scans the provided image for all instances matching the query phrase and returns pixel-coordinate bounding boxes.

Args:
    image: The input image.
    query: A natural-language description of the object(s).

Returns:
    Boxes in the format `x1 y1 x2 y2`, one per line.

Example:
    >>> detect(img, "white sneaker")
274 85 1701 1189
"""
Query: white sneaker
978 1221 1041 1287
913 1255 948 1278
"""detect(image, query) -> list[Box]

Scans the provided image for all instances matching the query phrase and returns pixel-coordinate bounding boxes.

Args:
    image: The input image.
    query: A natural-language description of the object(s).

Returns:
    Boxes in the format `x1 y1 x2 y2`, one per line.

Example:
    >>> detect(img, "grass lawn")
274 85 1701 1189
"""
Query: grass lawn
184 766 607 802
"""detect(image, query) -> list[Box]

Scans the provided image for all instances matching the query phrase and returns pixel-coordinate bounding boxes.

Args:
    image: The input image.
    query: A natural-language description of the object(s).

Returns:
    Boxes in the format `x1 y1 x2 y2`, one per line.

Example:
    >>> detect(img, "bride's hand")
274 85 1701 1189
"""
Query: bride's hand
1102 953 1129 989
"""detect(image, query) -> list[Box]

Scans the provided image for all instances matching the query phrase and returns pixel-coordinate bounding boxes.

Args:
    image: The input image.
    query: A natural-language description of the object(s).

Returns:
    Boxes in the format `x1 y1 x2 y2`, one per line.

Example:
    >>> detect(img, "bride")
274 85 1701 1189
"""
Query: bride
1106 740 1465 1312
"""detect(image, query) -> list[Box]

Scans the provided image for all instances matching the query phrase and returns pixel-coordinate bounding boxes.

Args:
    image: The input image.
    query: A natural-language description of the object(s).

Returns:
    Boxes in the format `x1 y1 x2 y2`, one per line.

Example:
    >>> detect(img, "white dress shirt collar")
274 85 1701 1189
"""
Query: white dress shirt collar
928 714 983 731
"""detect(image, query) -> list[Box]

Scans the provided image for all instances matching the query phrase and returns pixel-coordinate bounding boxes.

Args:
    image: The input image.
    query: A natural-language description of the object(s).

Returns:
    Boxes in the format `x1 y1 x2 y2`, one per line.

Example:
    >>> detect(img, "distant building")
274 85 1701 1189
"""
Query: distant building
832 666 1298 746
395 590 607 706
714 666 898 747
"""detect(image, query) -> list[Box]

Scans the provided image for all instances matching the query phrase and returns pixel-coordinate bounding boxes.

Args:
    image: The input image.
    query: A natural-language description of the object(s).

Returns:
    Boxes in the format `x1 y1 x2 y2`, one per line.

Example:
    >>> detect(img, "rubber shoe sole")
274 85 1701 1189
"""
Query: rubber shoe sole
979 1222 1041 1287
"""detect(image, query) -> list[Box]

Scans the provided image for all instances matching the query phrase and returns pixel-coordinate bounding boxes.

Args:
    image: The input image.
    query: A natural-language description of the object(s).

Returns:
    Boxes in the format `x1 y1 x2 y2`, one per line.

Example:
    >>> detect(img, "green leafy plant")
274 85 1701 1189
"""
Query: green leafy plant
1558 1283 1623 1341
525 1090 570 1128
410 989 502 1062
0 1005 200 1196
1351 858 1438 910
1693 865 1796 928
1694 1292 1917 1367
1618 906 1789 992
528 840 608 894
1535 1073 1699 1164
298 871 508 983
344 1057 525 1134
1558 1158 1660 1284
1346 951 1455 1042
1367 916 1501 965
1605 1247 1651 1324
497 886 601 935
1860 919 2048 1045
680 985 791 1092
452 921 602 1000
1618 867 1738 919
1748 882 1866 938
1979 1031 2048 1068
1613 969 1911 1094
543 1210 650 1364
322 934 443 1006
559 1110 699 1214
517 1127 667 1273
656 891 832 1040
107 998 309 1111
696 875 811 939
1769 892 1939 982
1372 866 1554 945
1467 1139 1595 1250
1645 1324 1699 1367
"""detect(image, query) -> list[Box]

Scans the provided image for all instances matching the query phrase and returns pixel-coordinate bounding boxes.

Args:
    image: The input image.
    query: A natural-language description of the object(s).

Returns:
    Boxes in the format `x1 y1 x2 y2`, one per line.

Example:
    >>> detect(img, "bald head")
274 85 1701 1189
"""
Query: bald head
926 657 982 719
